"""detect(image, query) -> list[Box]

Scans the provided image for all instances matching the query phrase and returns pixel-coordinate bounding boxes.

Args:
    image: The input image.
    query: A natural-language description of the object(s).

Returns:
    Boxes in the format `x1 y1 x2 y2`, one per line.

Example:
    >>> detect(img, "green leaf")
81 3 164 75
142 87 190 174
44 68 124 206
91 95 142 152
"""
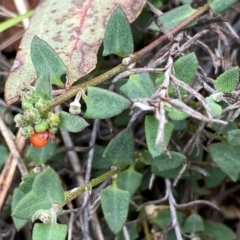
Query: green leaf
143 150 186 171
205 96 222 117
207 0 238 14
174 53 198 94
12 167 65 220
209 143 240 181
154 209 185 229
213 67 239 93
32 223 67 240
31 36 66 88
101 181 130 234
59 111 89 133
83 87 131 119
168 105 189 120
103 7 133 57
35 72 52 100
0 145 8 169
145 115 174 158
227 129 240 146
12 188 28 230
19 173 37 194
183 213 204 233
26 141 56 165
117 166 143 196
120 73 156 98
202 221 236 240
204 165 226 188
12 192 51 220
103 129 134 165
149 4 197 31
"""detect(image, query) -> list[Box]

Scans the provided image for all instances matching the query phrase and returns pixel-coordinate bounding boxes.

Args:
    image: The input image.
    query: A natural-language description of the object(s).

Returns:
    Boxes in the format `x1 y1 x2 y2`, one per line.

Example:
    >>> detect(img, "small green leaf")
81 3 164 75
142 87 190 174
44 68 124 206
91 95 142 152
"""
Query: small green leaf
204 165 226 188
19 173 36 194
59 111 89 133
209 143 240 181
114 225 139 240
103 129 134 165
174 53 198 94
205 96 222 117
117 166 143 196
207 0 238 14
0 145 8 169
35 72 52 100
227 129 240 146
149 4 197 31
83 87 131 119
26 141 56 165
145 116 174 158
12 188 28 230
168 105 189 120
101 181 130 234
12 167 65 220
32 223 67 240
103 7 133 57
183 213 204 233
32 167 65 204
203 221 236 240
12 192 51 220
120 73 156 98
154 209 185 229
143 150 186 171
31 36 66 88
214 67 239 93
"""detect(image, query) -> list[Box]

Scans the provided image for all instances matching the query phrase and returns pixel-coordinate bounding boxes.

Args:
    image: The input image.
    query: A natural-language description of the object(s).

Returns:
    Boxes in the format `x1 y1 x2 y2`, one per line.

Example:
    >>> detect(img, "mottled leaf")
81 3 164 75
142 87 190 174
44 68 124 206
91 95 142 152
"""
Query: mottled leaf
5 0 146 104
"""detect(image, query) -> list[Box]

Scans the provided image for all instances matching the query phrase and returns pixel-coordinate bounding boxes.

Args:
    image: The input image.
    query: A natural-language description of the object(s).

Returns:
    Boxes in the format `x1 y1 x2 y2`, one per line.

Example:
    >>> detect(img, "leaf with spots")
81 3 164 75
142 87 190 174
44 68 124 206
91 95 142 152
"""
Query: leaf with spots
4 0 146 104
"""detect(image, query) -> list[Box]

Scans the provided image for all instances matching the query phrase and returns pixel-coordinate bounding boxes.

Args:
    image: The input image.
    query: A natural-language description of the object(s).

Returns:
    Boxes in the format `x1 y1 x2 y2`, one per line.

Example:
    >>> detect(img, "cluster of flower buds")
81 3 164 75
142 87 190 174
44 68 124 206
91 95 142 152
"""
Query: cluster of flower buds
14 88 60 148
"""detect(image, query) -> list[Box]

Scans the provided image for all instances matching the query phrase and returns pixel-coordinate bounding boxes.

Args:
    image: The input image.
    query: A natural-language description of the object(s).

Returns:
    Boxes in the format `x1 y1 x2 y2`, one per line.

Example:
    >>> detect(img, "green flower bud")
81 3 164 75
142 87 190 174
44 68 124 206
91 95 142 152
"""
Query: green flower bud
21 101 33 110
48 113 60 128
35 99 50 113
35 120 49 132
21 89 39 104
21 126 34 138
14 113 26 127
24 108 41 124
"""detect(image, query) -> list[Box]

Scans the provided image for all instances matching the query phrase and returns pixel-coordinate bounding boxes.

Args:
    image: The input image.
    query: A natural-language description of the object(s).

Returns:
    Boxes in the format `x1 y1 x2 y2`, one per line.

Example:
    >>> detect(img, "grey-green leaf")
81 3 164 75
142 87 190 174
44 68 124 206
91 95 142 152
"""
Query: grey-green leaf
205 96 222 117
83 87 131 119
12 188 28 230
145 115 174 158
149 4 197 31
227 129 240 146
207 0 238 14
32 223 67 240
117 166 142 196
213 67 239 93
143 150 186 171
174 53 198 94
59 111 89 133
101 182 130 234
103 7 133 57
209 143 240 181
103 129 134 165
31 36 66 88
120 73 156 98
183 213 204 233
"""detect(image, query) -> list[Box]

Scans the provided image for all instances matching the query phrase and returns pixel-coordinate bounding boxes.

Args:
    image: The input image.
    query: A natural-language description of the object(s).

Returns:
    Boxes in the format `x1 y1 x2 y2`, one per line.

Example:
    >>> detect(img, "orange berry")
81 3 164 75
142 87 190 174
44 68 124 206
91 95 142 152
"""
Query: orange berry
30 131 48 148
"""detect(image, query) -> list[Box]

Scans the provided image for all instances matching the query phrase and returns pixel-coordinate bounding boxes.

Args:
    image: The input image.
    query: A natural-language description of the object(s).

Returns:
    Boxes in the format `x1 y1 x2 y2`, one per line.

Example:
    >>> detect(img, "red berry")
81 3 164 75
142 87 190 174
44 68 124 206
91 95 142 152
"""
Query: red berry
30 131 48 148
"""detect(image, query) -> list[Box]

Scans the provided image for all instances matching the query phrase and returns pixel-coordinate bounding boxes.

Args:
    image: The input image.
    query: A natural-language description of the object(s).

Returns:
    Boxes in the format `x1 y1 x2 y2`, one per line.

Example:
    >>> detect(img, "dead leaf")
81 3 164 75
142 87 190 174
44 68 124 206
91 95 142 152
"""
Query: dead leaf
4 0 146 104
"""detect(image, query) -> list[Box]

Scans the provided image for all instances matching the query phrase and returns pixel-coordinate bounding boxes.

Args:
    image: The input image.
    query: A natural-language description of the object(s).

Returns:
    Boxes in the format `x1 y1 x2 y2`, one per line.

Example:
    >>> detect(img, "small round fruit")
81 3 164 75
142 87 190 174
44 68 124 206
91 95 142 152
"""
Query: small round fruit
30 131 48 148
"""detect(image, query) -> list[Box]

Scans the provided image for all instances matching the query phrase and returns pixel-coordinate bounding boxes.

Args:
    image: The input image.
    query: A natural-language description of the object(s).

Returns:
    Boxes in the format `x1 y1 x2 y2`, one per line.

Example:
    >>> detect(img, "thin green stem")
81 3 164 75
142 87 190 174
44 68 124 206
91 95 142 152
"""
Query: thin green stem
64 164 127 203
49 3 210 110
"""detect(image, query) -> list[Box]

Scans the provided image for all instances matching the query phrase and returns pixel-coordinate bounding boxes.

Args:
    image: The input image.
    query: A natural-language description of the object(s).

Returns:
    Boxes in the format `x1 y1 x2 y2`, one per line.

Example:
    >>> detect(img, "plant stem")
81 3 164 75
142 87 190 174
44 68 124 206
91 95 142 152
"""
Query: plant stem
64 164 127 203
49 4 210 109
